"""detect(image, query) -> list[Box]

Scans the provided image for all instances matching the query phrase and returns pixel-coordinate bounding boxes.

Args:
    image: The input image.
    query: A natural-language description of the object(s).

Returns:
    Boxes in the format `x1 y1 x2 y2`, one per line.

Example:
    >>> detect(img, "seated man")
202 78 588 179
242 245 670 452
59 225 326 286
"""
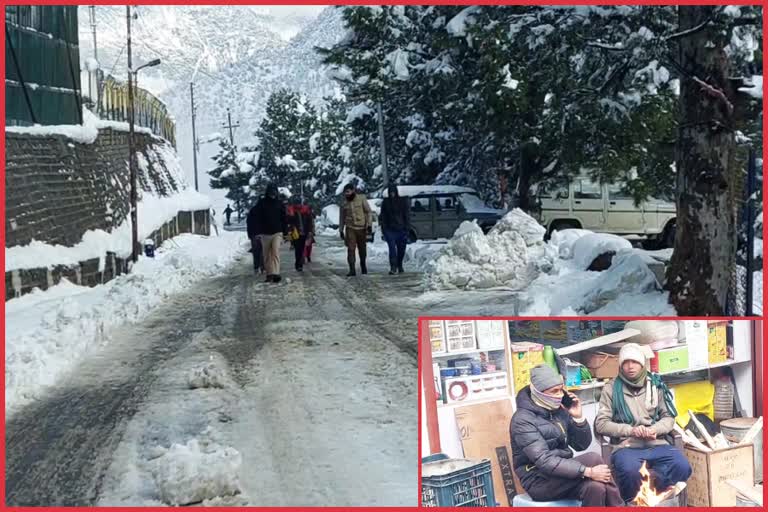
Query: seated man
510 364 622 507
595 343 692 503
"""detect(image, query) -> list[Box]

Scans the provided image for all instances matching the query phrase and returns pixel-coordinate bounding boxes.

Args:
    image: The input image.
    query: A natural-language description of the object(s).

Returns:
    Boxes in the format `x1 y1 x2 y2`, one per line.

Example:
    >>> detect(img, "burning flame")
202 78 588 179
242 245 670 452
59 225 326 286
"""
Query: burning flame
632 461 674 507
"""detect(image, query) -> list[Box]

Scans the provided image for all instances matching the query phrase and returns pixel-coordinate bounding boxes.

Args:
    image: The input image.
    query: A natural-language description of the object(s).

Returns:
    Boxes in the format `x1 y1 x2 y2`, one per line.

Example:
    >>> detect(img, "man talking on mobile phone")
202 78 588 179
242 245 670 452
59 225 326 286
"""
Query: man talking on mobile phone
510 364 623 506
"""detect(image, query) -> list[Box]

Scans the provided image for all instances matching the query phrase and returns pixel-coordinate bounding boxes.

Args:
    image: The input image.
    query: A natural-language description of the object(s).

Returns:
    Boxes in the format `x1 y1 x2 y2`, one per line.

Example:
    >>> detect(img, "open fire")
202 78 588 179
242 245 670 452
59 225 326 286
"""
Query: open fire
632 461 685 507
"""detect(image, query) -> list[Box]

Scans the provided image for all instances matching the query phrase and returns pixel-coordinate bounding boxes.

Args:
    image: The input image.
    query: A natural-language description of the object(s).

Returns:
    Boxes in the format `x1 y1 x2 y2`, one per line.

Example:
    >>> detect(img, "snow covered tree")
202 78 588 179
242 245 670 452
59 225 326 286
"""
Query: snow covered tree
208 139 250 218
249 89 317 199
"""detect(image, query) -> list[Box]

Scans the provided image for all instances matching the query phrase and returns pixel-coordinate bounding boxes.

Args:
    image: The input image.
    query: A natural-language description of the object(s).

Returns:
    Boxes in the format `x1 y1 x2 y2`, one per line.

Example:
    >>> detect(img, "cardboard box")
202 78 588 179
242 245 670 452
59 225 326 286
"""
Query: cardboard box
509 342 544 392
678 320 708 370
650 345 689 374
583 351 619 378
684 444 754 507
708 321 728 364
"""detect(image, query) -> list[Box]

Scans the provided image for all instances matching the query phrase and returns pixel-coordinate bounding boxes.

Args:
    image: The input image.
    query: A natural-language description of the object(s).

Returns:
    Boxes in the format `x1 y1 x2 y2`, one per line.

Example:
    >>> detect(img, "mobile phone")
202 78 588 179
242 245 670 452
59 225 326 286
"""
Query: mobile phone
561 393 574 408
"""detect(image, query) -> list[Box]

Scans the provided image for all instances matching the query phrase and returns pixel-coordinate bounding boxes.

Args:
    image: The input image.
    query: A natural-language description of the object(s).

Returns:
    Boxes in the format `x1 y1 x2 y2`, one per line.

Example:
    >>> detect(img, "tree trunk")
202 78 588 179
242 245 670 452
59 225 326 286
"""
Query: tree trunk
666 6 737 315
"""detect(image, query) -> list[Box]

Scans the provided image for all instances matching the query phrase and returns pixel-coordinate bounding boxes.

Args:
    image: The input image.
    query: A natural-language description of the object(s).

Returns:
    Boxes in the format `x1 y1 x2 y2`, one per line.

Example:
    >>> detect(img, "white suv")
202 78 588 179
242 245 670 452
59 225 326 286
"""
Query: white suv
537 177 677 247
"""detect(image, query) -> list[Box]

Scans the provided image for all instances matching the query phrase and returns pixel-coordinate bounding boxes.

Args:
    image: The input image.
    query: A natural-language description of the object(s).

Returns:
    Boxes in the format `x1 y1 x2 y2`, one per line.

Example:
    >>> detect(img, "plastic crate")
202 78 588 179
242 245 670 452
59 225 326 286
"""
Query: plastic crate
422 458 495 507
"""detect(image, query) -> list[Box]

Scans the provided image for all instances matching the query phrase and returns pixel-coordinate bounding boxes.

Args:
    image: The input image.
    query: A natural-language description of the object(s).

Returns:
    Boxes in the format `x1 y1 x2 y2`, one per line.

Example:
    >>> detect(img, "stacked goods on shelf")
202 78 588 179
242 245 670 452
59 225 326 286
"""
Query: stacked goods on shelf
678 320 709 370
509 342 544 392
445 320 477 353
708 321 728 364
475 321 505 350
429 320 448 355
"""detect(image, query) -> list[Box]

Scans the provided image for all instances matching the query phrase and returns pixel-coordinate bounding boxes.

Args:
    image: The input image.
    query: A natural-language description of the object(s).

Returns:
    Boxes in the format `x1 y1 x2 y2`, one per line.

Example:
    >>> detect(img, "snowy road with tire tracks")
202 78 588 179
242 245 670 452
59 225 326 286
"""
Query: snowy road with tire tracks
5 240 418 506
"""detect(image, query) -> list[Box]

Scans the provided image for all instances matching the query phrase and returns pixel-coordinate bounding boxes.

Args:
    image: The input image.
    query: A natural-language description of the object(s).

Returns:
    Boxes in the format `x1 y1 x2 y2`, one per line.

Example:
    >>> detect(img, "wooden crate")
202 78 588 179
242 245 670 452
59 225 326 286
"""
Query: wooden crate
684 444 754 506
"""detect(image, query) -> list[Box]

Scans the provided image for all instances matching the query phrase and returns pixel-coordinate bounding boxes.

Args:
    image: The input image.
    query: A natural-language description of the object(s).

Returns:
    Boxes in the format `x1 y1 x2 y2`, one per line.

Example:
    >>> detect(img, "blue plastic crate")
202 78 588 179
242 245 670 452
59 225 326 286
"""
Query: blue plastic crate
422 457 495 507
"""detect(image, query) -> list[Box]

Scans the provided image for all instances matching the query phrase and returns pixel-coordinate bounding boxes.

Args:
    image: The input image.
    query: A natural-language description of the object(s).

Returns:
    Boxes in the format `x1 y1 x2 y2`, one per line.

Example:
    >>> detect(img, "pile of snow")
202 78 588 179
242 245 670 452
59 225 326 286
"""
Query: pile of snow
150 439 242 506
187 361 229 389
424 209 552 290
316 204 341 231
5 232 247 414
572 233 633 270
577 251 663 313
550 228 593 259
6 107 154 144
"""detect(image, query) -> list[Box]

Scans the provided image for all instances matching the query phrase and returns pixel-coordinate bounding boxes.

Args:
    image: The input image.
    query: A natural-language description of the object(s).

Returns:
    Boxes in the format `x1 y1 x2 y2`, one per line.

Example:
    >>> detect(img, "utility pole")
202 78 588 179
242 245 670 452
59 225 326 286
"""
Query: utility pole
190 82 199 191
222 108 241 219
127 5 138 263
376 101 389 188
222 108 240 146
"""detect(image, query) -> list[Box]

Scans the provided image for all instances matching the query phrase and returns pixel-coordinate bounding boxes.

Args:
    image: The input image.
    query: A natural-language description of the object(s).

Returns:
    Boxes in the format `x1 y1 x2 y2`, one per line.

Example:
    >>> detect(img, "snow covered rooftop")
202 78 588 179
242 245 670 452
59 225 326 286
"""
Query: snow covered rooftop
388 185 477 197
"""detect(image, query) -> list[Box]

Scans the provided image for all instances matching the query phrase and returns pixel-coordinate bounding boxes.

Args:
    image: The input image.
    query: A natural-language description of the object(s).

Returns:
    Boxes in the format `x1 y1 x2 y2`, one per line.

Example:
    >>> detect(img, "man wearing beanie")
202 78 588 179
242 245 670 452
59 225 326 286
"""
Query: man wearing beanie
595 343 692 503
510 364 622 506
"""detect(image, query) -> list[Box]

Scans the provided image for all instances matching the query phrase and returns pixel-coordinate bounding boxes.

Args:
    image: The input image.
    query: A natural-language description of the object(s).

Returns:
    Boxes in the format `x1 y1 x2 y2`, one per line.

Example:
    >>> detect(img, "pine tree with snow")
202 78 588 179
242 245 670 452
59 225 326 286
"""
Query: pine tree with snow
250 89 318 199
208 139 251 218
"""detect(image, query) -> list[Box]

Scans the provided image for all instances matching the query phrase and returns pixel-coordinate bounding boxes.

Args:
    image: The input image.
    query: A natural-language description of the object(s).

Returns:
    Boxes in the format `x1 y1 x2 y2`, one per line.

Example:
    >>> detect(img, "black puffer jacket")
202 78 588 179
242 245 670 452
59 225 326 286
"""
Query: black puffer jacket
247 197 286 237
510 386 592 489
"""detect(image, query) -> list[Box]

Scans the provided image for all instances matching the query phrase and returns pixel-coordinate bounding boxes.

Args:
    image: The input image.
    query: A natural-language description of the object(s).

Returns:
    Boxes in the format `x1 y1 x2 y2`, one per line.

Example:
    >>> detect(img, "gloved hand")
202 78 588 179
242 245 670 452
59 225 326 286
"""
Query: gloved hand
339 230 345 240
366 225 373 236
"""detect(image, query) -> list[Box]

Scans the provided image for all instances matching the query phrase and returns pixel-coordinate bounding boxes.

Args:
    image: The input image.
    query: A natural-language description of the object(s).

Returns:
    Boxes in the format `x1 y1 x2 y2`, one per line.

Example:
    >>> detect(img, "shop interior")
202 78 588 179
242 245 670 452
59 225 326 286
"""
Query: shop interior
420 319 763 507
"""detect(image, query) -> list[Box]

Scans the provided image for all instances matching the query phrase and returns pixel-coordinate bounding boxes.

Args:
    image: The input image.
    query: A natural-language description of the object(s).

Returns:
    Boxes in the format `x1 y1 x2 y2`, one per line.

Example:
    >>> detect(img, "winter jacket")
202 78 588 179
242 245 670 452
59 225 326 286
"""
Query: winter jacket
247 197 287 238
510 386 593 490
594 378 675 451
287 204 315 237
380 196 410 232
340 194 372 231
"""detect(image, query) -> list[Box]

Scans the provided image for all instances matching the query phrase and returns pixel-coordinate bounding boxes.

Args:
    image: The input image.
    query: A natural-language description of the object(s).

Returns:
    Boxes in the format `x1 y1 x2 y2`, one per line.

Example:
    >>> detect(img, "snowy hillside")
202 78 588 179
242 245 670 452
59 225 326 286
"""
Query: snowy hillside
78 6 345 209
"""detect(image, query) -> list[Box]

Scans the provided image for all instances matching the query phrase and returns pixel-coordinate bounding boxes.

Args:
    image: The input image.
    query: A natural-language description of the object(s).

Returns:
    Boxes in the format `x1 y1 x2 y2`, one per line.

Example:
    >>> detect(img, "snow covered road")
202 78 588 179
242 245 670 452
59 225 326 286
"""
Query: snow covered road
5 242 417 506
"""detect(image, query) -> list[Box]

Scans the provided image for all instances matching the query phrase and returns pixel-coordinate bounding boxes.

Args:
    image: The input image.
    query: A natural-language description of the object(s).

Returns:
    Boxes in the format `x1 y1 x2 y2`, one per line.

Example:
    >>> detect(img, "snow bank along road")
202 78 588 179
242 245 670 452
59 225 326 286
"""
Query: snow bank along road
5 243 418 506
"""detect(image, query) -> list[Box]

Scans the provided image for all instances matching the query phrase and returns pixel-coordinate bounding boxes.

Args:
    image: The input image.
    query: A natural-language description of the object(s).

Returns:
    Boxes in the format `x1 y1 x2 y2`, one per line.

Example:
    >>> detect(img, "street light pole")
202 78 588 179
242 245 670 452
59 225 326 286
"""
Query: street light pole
126 6 138 263
190 82 199 191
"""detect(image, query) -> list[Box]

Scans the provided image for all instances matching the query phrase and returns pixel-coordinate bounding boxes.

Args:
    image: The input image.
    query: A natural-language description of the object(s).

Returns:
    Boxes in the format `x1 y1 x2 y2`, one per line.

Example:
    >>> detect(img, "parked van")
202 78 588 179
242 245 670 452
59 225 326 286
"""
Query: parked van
384 185 506 242
536 177 677 247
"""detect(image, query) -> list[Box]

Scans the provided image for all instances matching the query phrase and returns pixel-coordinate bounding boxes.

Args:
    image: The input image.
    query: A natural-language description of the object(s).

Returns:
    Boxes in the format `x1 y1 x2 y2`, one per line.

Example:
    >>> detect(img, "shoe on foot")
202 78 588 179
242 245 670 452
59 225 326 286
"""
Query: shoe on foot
361 264 368 275
389 265 396 275
265 275 274 283
273 275 282 283
398 266 404 274
296 266 303 272
307 256 312 263
346 270 356 277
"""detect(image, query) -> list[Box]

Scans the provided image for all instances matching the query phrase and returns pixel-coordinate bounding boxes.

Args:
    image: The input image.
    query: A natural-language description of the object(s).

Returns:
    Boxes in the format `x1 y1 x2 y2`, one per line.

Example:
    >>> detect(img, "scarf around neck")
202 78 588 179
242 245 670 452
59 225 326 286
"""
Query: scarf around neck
619 367 648 388
530 384 562 411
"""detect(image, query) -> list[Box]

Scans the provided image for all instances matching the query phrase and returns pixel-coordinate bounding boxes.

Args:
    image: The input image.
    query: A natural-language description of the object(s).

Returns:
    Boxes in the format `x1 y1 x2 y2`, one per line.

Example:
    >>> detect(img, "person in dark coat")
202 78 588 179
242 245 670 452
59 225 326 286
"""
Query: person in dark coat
379 184 410 275
286 197 315 272
510 364 622 507
224 204 234 226
247 184 287 283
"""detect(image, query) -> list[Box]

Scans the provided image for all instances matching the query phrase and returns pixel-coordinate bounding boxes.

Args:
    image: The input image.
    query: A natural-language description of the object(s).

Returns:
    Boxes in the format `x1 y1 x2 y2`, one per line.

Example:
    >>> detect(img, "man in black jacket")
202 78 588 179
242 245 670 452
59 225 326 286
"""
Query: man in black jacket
379 184 410 275
510 364 622 506
247 183 287 283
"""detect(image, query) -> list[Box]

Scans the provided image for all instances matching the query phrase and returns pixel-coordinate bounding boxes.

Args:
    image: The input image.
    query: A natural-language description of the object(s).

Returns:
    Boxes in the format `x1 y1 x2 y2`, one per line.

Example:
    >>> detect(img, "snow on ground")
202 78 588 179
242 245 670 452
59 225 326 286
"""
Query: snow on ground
5 231 247 415
572 233 633 270
6 189 211 271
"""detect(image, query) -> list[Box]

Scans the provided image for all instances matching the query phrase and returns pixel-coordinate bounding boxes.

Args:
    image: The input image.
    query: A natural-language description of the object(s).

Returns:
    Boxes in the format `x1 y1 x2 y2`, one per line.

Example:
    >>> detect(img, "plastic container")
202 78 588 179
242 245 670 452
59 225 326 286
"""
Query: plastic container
440 368 458 378
543 345 557 371
564 360 582 387
422 458 496 507
713 378 734 421
721 417 762 483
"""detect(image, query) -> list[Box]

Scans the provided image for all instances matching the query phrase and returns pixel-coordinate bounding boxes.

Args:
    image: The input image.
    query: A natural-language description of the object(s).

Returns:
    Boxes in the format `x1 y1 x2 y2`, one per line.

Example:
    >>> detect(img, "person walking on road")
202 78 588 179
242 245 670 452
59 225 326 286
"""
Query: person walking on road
287 197 315 272
224 204 234 226
247 184 288 283
339 183 372 277
380 184 410 275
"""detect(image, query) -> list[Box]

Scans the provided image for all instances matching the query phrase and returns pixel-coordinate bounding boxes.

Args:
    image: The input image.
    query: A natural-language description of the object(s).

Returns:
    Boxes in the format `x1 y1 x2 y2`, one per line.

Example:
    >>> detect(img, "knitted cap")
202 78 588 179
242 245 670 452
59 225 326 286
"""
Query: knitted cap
530 364 563 391
619 343 648 367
